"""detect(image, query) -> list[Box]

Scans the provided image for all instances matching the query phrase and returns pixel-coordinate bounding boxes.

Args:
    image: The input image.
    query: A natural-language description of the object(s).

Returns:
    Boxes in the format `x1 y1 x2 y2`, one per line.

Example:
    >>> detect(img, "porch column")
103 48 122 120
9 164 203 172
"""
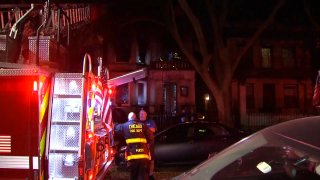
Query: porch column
239 84 247 125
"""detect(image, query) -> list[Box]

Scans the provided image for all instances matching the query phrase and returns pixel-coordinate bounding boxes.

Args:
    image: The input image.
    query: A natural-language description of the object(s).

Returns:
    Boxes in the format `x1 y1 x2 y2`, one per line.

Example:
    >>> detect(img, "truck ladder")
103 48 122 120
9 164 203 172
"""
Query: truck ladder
0 3 90 34
47 73 83 179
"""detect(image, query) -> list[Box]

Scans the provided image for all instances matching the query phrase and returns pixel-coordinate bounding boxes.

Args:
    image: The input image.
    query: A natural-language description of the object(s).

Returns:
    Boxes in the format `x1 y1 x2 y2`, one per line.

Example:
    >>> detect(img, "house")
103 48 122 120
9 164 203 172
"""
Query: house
105 36 196 129
228 27 316 131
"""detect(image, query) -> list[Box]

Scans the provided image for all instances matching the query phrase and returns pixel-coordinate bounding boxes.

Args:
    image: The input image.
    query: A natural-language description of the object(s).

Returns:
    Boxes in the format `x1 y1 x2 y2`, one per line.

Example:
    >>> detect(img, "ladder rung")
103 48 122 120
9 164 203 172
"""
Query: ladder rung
49 149 78 154
52 121 80 125
53 94 81 98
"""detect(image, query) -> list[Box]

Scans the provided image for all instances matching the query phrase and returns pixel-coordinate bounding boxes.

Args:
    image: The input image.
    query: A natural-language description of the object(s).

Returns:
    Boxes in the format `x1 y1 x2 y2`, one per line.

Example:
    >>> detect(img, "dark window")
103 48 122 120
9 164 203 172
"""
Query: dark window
262 84 276 112
284 84 299 108
160 124 193 143
194 125 214 140
210 125 230 136
246 83 255 109
115 84 129 105
194 124 230 141
115 34 131 62
163 83 177 115
237 41 253 68
281 47 296 68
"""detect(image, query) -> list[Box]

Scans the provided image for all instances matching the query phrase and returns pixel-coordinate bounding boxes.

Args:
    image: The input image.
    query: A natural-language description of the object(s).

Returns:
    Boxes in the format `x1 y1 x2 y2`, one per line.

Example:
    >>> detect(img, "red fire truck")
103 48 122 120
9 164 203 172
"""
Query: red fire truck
0 54 147 179
0 2 149 179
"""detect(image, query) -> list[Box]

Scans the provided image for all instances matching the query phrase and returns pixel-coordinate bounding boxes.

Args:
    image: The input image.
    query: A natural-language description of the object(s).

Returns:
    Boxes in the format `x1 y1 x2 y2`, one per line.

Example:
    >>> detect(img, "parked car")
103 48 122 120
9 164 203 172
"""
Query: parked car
173 116 320 180
114 121 246 166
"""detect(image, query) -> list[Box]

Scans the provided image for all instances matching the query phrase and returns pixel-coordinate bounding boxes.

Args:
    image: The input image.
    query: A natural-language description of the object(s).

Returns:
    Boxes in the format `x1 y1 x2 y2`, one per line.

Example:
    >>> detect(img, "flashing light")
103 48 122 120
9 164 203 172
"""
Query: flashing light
110 148 116 156
108 88 113 95
79 166 84 176
34 78 45 92
33 81 38 91
91 83 96 91
39 82 43 90
87 170 94 180
86 131 94 139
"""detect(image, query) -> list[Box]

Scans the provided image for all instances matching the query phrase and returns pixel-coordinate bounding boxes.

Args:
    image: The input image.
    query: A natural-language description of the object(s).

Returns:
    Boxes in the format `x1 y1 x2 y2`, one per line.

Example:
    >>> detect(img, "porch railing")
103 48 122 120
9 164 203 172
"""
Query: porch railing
149 60 193 70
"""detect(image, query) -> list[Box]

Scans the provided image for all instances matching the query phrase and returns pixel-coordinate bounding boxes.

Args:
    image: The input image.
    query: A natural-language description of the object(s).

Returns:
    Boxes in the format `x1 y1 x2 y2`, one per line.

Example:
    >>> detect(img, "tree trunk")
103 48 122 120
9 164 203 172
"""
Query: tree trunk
212 86 232 127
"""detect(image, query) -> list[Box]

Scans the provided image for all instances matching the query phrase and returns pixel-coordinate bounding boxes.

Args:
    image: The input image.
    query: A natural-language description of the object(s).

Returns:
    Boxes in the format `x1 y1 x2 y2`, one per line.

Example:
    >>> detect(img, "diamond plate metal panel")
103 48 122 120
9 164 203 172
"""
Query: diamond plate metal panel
29 36 51 63
0 35 8 62
51 98 82 122
49 153 79 179
0 68 50 76
55 73 83 79
0 35 7 51
28 36 68 65
49 125 80 150
53 76 82 95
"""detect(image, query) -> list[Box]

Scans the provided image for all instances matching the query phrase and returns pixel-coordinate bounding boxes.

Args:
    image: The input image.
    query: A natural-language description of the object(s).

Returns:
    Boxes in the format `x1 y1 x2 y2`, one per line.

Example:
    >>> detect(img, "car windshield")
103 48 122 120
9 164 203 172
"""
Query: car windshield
179 128 320 180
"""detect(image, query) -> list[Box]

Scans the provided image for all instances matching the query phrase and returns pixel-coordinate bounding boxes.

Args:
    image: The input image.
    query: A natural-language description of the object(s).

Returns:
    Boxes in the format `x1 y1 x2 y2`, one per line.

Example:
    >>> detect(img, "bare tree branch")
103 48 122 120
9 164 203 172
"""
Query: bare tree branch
178 0 208 56
120 17 167 29
205 0 229 73
168 0 202 73
303 0 320 30
219 0 229 33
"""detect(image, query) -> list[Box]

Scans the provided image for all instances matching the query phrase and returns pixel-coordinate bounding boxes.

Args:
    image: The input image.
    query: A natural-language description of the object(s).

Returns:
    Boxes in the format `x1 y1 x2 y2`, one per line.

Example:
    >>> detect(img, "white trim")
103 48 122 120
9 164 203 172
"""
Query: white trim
0 156 29 169
33 156 39 170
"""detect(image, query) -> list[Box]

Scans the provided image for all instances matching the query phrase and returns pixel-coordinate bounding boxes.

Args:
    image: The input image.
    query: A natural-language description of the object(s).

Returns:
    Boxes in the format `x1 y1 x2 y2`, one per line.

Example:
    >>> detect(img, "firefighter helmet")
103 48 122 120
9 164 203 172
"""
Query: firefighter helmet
128 112 136 121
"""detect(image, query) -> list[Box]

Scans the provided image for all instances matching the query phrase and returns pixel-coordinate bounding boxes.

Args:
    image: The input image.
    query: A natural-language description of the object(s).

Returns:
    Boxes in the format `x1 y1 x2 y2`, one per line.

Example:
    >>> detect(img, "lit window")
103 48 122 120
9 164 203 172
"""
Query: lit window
137 81 146 105
261 47 272 68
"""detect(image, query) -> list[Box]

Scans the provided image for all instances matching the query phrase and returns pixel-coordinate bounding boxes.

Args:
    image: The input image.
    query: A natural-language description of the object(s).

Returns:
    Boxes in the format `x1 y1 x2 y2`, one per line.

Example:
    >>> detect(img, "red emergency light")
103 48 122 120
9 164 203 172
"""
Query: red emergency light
33 81 37 91
33 78 44 92
86 131 94 140
108 88 113 95
87 169 94 180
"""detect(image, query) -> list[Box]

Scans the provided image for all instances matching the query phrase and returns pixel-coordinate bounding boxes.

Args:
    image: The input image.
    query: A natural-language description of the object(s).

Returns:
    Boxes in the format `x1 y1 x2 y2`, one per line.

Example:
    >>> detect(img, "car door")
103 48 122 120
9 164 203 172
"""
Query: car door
154 123 197 165
195 123 234 161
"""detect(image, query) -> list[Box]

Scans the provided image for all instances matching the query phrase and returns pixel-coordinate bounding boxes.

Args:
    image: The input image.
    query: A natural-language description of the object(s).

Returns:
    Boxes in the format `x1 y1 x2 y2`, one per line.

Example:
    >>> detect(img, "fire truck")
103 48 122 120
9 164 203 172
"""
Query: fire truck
0 2 148 179
0 55 147 179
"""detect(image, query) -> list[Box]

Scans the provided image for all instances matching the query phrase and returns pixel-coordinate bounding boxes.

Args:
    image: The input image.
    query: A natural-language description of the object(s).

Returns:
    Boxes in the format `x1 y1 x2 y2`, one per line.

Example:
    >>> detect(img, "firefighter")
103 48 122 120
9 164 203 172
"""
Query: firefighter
139 109 157 180
115 112 154 180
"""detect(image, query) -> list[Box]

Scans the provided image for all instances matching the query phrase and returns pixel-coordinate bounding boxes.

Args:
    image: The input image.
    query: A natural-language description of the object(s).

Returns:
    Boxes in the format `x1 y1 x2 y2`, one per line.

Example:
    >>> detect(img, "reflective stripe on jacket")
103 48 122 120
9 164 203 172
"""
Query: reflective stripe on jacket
115 120 153 161
126 138 147 144
126 154 150 161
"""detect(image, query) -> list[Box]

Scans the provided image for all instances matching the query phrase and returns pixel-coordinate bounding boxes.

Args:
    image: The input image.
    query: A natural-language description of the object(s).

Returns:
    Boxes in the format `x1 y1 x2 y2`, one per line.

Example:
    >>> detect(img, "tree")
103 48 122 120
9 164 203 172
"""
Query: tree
159 0 286 126
103 0 291 126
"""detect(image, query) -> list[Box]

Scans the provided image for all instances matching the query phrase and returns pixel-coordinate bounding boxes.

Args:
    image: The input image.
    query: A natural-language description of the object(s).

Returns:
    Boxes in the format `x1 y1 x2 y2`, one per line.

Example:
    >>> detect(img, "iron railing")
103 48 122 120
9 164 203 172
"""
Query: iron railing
241 112 314 132
149 60 193 70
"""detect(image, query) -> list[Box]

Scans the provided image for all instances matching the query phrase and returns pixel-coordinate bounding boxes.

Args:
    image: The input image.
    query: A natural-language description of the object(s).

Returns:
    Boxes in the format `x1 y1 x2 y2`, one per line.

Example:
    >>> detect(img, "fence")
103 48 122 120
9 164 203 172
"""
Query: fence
150 111 315 133
242 112 314 132
150 113 179 131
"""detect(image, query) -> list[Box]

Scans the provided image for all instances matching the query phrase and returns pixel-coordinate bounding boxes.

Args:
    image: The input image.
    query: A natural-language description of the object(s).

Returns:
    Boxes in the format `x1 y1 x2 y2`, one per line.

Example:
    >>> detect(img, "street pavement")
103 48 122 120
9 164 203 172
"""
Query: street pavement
104 162 193 179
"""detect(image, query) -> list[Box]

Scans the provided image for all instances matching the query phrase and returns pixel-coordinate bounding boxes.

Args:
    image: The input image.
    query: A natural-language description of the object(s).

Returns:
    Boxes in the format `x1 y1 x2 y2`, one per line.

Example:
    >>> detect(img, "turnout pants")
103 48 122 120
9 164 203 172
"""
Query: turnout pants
128 159 149 180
